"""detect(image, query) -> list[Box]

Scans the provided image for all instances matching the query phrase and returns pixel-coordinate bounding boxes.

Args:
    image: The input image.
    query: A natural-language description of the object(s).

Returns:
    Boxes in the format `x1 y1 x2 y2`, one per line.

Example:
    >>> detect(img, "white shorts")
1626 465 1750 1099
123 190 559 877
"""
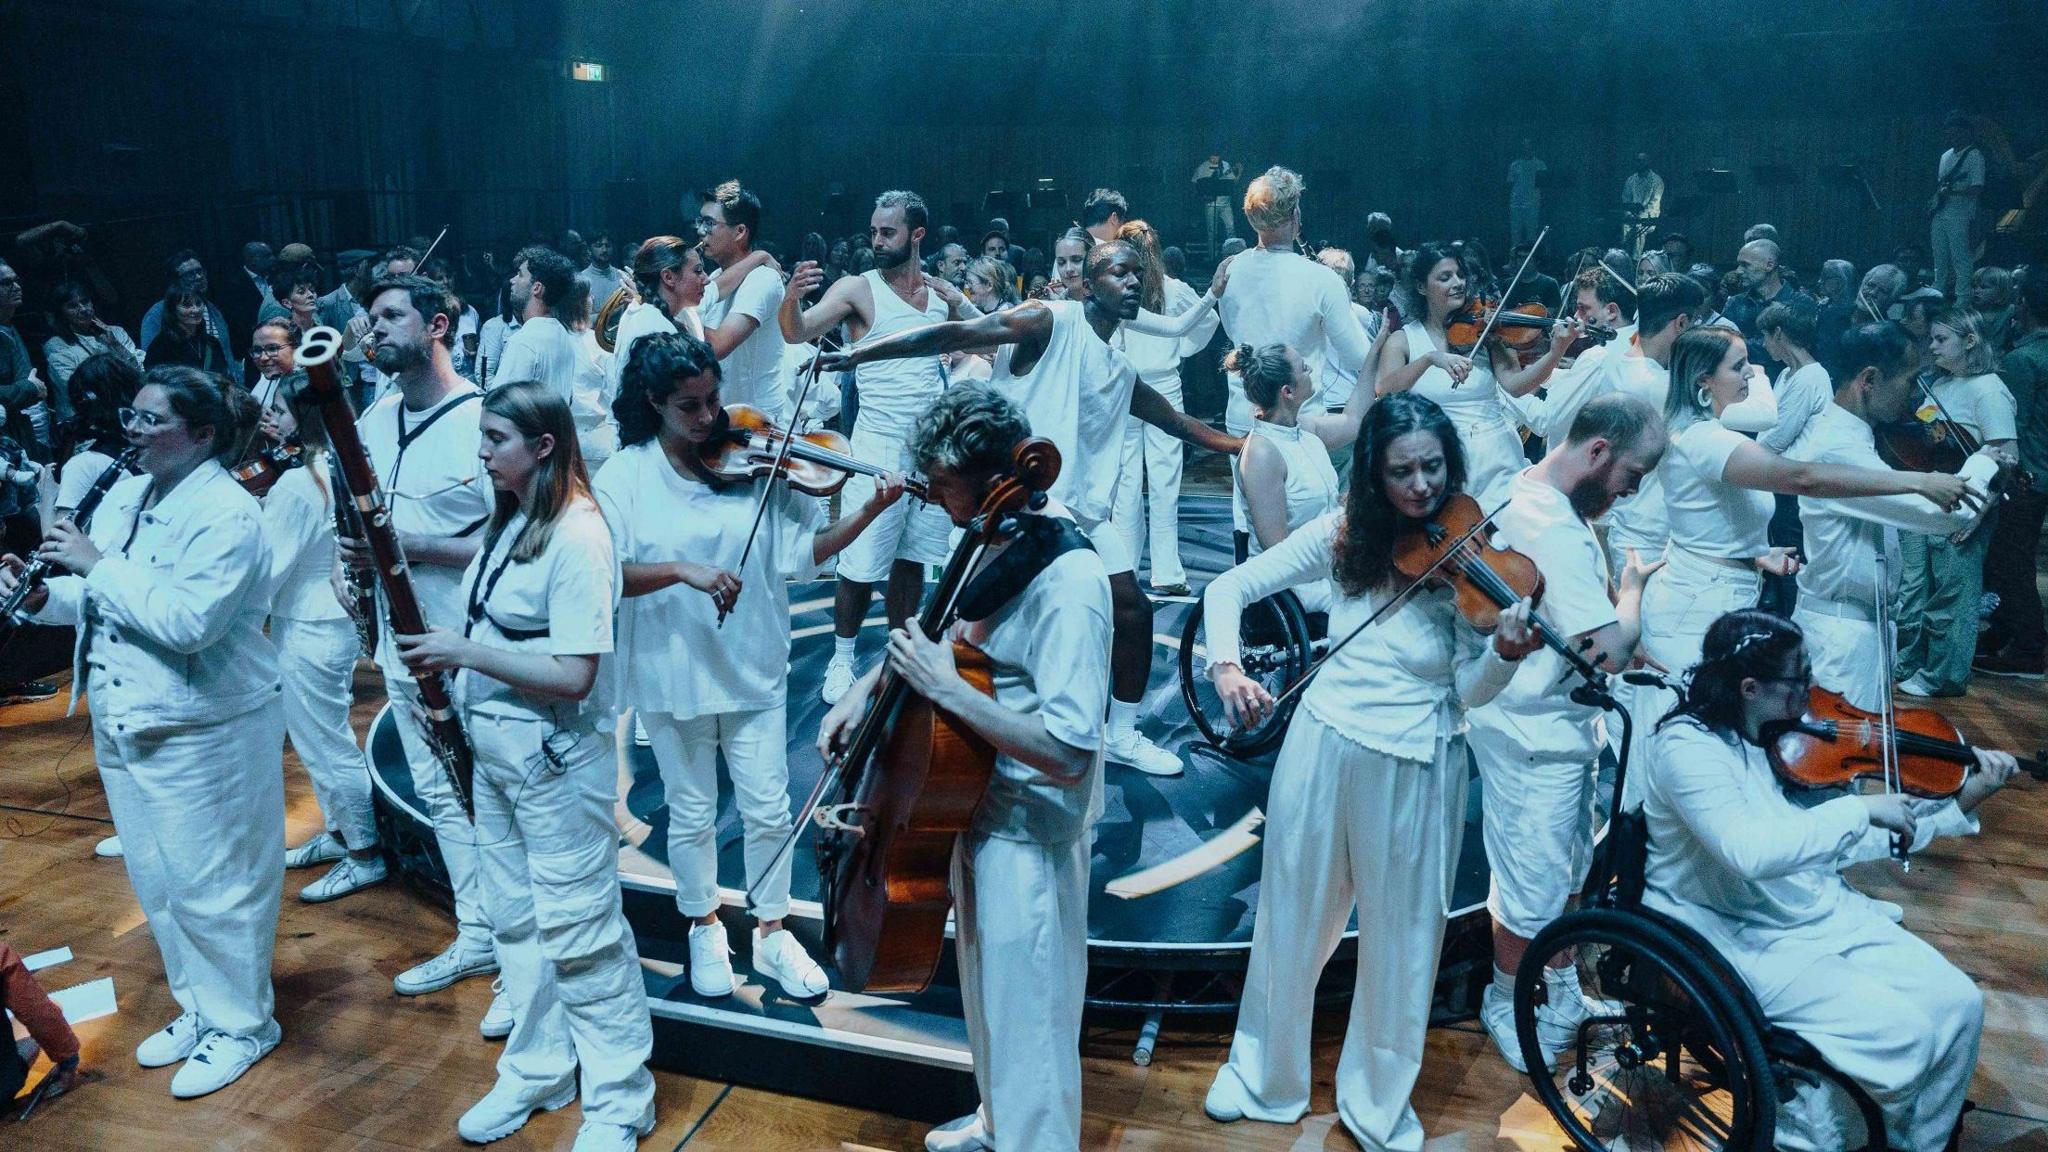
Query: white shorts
835 426 955 584
1076 513 1134 576
1470 722 1596 939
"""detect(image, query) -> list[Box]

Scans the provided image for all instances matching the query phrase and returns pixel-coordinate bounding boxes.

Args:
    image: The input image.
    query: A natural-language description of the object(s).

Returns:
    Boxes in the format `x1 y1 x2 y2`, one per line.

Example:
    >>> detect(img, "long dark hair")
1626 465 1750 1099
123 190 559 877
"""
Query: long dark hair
615 330 721 448
147 365 262 466
50 281 101 344
481 379 591 563
1658 609 1805 736
1403 240 1466 322
66 351 143 452
1333 392 1465 597
630 236 695 320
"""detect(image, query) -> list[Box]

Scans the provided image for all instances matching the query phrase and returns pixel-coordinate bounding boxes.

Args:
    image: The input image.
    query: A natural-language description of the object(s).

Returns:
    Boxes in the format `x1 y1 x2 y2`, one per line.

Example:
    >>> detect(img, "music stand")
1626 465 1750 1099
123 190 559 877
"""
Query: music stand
1749 163 1800 188
1694 168 1739 195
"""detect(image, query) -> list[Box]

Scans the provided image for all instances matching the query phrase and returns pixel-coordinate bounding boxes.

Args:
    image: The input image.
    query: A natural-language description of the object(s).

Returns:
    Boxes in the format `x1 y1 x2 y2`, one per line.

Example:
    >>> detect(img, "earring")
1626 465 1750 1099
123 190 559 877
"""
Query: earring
1696 385 1713 409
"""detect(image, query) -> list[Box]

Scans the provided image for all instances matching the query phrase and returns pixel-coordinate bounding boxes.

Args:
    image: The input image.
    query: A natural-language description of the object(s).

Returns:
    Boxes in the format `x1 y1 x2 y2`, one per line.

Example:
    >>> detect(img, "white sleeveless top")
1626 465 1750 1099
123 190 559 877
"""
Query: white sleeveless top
1237 418 1341 611
851 269 950 437
991 300 1136 525
1402 320 1513 430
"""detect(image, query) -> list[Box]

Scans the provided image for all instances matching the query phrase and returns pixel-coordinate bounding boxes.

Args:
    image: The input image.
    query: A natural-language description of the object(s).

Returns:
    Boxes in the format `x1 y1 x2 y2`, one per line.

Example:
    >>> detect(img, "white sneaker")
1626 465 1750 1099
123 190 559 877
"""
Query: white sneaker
753 928 829 999
632 716 651 747
479 978 514 1040
1201 1078 1246 1122
457 1075 577 1143
170 1020 281 1098
394 942 498 996
571 1100 656 1151
1896 674 1939 698
688 921 737 997
94 834 123 858
1481 981 1534 1073
822 655 857 705
136 1010 204 1068
1106 729 1184 777
924 1111 992 1152
299 854 388 903
284 831 346 870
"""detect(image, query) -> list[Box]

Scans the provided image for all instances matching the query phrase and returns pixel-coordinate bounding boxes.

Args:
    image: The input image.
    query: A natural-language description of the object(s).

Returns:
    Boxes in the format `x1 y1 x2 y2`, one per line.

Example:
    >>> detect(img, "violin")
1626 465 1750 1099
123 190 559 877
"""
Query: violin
689 403 928 501
1391 492 1607 683
231 437 304 497
1766 684 2048 797
1445 298 1615 359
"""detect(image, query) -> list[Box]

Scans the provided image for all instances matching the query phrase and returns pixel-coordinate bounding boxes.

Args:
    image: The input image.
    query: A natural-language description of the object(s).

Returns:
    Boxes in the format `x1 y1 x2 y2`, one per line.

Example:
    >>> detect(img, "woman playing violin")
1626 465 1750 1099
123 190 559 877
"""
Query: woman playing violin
591 331 903 1003
1643 609 2019 1152
1375 241 1583 508
1201 393 1542 1148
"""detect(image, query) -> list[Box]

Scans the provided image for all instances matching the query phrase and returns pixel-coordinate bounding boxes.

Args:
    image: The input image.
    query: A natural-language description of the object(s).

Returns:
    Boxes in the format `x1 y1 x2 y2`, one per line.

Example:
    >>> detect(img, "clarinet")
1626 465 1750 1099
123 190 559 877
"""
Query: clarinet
329 450 380 657
3 447 141 624
298 326 476 819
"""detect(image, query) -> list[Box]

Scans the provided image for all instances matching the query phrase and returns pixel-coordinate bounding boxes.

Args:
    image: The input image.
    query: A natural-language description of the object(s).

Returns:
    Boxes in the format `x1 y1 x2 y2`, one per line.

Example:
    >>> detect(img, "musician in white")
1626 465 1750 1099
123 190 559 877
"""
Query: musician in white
1466 394 1666 1074
595 331 902 1003
695 180 790 419
1201 394 1539 1151
396 380 656 1151
264 385 387 904
1785 322 1997 712
776 191 973 705
1642 610 2018 1151
342 276 501 1015
3 366 286 1099
819 385 1114 1152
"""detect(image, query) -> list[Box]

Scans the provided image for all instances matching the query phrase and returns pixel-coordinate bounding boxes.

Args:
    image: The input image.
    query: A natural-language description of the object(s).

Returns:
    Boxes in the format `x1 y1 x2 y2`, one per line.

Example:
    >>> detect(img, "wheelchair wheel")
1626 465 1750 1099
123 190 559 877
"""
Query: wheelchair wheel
1514 906 1777 1152
1176 589 1313 759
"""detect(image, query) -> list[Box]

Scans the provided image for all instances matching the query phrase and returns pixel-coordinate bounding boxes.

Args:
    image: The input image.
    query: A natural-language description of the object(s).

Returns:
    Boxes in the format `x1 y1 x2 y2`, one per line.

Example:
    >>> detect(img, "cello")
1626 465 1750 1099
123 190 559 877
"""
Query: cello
808 437 1062 992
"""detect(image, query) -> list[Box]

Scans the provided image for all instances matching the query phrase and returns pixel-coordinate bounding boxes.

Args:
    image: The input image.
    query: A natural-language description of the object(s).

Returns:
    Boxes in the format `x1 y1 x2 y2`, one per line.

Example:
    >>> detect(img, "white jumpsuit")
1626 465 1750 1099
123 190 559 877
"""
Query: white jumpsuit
31 460 287 1040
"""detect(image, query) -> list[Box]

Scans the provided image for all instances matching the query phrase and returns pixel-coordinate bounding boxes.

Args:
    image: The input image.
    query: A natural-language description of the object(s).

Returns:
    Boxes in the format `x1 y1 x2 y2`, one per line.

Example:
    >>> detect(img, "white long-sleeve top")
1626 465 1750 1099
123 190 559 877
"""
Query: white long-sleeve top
1216 249 1369 427
1113 276 1217 386
1759 362 1833 454
1201 511 1517 761
1786 402 1996 610
262 452 347 622
1642 717 1976 998
30 460 280 731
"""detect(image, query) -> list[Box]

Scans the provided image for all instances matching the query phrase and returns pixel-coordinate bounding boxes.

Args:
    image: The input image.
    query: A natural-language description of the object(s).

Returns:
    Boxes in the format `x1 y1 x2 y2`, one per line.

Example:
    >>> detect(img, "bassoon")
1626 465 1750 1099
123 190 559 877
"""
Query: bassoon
329 449 379 657
298 326 475 818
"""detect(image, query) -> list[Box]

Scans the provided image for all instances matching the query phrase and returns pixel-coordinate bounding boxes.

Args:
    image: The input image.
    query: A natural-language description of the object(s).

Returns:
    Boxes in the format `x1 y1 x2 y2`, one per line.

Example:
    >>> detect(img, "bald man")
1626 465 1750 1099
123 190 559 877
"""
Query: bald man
1725 238 1815 378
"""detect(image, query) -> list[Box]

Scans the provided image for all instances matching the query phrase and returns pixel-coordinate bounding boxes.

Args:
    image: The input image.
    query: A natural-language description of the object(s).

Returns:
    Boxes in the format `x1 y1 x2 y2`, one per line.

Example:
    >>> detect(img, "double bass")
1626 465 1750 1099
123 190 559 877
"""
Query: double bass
810 437 1062 992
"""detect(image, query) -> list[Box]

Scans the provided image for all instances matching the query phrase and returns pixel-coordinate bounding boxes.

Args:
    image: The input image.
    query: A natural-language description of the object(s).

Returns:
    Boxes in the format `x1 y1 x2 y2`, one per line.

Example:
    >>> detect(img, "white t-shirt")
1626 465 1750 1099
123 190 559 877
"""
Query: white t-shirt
478 316 519 384
1468 469 1616 761
1509 157 1547 205
1929 372 2017 444
951 519 1113 845
702 265 788 418
55 448 122 513
1934 147 1986 214
608 301 678 406
356 385 491 680
262 457 347 622
495 315 582 405
592 440 824 719
989 300 1137 526
456 500 616 721
1661 420 1774 559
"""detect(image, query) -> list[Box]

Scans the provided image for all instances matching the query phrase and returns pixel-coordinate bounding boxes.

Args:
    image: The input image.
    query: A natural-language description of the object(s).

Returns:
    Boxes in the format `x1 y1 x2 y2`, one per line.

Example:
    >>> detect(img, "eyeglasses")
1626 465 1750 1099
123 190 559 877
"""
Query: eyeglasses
694 215 722 233
118 407 173 430
252 343 290 356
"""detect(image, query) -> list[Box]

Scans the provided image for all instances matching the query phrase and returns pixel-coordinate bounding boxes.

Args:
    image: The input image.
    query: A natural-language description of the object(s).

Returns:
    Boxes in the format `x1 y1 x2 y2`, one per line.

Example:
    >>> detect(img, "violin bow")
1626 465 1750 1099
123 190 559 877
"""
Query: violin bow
717 336 837 628
1456 226 1550 379
1856 285 1886 325
416 225 450 270
1873 550 1910 868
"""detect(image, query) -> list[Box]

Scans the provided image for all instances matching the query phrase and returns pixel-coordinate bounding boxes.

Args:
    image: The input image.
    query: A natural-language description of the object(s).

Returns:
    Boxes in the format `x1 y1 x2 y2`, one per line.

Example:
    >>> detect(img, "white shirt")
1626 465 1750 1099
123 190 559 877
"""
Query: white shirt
478 316 519 384
356 385 491 680
495 315 582 405
1642 717 1976 999
1203 511 1517 762
1509 157 1547 205
1786 403 1994 610
952 520 1113 844
989 300 1137 526
608 301 678 406
1760 361 1833 454
1468 470 1616 761
1216 249 1369 432
1624 170 1665 219
456 500 617 721
1112 277 1216 387
592 441 824 718
701 264 788 418
1661 419 1774 559
30 461 280 730
263 455 347 621
1928 372 2017 443
55 448 123 513
1934 147 1985 212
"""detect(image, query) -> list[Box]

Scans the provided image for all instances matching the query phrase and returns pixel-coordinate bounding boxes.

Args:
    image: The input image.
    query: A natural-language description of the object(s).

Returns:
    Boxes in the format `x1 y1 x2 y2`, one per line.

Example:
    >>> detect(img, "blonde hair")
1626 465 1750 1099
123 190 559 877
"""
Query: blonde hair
1243 166 1304 233
1931 307 2000 376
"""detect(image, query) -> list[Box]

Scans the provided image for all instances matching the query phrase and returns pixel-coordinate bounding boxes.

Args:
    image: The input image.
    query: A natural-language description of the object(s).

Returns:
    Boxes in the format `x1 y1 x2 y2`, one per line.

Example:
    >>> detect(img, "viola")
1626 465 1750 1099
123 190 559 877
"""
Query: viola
231 437 304 497
1766 684 2048 796
689 403 928 501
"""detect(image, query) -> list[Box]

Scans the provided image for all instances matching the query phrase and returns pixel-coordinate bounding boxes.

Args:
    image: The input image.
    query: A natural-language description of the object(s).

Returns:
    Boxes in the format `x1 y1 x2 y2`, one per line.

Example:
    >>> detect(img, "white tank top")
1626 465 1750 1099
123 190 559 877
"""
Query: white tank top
1402 320 1512 429
1242 419 1341 556
853 269 950 437
991 300 1135 525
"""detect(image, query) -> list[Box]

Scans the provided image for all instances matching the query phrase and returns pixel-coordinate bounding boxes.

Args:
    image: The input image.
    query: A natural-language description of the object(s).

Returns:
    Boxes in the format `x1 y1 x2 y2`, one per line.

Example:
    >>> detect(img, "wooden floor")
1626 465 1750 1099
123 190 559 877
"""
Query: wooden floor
5 652 2047 1150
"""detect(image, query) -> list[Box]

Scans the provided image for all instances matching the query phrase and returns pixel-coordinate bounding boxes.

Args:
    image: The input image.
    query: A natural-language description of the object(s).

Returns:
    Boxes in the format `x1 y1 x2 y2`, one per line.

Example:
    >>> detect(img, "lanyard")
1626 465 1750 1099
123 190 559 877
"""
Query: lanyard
463 524 548 642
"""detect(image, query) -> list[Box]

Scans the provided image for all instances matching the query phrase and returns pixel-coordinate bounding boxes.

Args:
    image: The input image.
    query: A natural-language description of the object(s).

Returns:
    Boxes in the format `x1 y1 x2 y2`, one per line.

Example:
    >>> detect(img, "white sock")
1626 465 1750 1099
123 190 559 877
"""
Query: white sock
1544 963 1581 996
1492 963 1516 1001
1109 698 1139 742
833 635 857 663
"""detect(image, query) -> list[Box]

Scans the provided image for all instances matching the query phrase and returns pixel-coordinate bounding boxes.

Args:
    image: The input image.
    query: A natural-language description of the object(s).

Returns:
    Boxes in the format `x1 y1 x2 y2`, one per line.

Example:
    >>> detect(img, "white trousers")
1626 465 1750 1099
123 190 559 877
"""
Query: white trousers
1930 207 1974 297
387 676 493 955
1753 911 1982 1152
276 616 376 850
94 700 286 1037
1469 723 1595 940
642 705 795 921
1109 374 1188 588
1793 608 1884 713
468 711 655 1125
1625 549 1761 807
951 829 1090 1152
1208 711 1465 1151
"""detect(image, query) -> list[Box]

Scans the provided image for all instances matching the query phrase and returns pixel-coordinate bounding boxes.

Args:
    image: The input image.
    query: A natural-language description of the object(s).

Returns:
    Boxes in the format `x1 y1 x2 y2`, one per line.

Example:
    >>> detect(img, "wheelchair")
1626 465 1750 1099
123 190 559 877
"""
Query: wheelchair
1176 586 1324 758
1510 696 1893 1151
